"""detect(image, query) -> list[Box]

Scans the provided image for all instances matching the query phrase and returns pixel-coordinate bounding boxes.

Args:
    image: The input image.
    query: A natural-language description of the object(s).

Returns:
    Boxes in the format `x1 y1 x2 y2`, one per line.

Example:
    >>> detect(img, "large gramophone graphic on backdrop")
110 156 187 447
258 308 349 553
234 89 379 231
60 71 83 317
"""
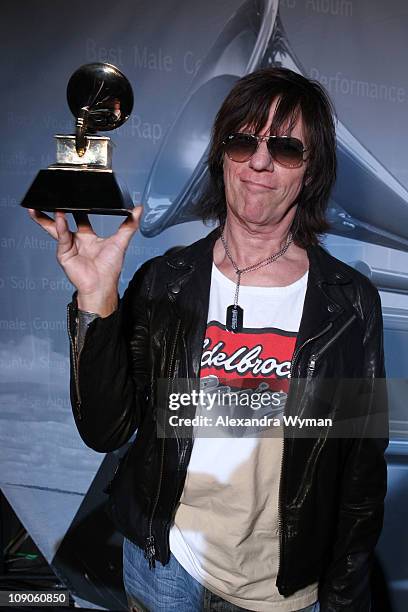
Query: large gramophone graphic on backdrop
21 62 134 215
140 0 408 256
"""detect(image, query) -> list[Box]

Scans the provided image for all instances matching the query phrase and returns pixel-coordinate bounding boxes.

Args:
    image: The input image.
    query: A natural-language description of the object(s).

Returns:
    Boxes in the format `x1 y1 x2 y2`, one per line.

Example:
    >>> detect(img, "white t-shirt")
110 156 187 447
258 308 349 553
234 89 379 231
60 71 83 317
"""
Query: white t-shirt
169 263 318 611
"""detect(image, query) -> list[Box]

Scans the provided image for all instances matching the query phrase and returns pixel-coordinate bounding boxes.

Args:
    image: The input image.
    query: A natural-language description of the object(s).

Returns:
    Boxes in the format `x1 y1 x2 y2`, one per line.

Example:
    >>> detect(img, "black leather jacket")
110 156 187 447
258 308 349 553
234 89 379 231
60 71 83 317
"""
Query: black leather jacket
67 227 388 611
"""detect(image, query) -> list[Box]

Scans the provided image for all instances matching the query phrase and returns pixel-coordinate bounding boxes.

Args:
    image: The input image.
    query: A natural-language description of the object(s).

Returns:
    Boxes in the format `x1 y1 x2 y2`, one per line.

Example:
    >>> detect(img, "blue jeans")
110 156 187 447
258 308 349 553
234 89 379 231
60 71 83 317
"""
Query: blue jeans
123 537 320 612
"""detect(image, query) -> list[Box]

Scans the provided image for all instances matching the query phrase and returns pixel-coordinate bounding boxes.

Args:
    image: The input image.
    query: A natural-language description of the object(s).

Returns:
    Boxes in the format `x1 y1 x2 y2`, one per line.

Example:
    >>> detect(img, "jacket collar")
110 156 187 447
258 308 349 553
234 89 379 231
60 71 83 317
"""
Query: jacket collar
305 242 352 287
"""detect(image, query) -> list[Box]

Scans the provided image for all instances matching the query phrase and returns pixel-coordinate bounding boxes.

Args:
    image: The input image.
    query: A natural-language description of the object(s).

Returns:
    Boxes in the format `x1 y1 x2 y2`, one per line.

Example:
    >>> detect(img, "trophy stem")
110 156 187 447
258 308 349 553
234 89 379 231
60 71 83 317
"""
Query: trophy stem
75 108 90 157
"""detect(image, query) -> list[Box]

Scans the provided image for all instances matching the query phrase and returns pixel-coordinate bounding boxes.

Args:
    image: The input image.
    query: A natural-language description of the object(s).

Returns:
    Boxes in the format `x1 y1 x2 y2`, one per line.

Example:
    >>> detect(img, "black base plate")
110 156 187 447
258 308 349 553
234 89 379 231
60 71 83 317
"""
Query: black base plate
21 169 134 216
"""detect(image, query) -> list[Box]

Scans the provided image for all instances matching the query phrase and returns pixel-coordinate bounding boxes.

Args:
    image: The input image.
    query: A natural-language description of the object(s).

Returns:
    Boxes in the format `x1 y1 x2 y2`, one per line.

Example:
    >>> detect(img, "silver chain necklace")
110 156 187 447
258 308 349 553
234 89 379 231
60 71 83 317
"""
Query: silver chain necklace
220 229 293 332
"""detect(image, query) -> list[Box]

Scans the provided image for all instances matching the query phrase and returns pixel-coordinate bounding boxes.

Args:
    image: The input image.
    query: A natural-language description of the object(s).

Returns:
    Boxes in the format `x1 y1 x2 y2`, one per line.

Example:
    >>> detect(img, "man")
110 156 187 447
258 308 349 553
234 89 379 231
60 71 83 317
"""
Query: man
29 67 388 611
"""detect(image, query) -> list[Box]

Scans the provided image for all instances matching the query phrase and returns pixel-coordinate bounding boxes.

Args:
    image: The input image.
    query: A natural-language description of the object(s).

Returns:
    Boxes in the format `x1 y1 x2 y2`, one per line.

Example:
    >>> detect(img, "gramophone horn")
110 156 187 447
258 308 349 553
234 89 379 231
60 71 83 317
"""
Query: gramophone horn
67 62 133 132
271 23 408 251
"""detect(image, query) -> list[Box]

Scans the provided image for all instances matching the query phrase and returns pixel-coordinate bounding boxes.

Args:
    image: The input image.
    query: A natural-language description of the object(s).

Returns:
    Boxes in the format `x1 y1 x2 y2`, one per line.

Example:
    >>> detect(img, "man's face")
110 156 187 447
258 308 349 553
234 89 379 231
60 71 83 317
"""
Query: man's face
223 100 308 229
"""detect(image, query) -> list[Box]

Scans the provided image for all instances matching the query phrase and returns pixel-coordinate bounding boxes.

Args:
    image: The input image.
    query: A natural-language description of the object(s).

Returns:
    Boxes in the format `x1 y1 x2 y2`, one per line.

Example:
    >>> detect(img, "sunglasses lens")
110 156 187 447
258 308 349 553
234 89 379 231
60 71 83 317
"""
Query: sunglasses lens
268 137 304 168
224 134 257 162
224 134 305 167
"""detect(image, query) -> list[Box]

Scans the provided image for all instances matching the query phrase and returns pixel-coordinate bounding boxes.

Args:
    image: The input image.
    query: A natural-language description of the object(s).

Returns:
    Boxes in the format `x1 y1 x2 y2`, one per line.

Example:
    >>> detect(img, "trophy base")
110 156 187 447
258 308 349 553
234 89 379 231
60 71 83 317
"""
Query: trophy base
21 168 134 216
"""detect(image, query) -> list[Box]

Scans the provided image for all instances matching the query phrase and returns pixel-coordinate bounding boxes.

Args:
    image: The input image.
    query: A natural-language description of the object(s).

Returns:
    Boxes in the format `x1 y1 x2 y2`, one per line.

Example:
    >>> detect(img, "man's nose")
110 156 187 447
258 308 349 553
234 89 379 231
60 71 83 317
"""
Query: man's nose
248 139 274 171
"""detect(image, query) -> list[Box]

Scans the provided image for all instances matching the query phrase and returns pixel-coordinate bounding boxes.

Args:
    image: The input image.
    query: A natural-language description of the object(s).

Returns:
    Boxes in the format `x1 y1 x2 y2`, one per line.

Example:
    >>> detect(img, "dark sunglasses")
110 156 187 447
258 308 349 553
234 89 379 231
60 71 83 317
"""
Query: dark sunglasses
223 133 308 168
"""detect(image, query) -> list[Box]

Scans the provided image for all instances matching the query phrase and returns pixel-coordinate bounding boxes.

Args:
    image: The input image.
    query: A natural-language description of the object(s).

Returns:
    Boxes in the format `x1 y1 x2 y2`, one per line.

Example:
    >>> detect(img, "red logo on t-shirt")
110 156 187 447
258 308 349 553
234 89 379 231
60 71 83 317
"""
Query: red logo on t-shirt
201 321 296 393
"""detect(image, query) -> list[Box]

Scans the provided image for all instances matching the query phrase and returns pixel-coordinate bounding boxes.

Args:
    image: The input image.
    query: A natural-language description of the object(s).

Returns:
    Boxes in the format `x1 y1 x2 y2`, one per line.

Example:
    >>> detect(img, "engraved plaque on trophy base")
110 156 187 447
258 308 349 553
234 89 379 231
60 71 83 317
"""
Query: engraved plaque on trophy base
54 134 113 167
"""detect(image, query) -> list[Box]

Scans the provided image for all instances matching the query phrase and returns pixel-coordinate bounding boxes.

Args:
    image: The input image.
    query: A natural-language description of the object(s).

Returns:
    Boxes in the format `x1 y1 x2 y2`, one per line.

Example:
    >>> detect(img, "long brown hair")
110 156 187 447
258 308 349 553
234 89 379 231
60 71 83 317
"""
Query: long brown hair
196 67 337 247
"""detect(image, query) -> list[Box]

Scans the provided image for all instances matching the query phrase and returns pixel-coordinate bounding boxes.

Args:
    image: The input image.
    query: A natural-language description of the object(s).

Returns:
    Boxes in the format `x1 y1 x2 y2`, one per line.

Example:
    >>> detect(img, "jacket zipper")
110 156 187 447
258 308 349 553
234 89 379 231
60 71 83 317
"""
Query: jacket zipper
307 313 357 377
144 318 181 569
277 319 333 593
66 305 85 420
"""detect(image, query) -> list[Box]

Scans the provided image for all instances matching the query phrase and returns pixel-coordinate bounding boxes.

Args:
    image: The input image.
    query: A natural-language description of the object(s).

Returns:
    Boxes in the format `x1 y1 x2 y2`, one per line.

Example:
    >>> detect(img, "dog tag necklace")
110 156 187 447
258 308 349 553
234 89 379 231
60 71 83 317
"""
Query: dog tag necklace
220 230 293 333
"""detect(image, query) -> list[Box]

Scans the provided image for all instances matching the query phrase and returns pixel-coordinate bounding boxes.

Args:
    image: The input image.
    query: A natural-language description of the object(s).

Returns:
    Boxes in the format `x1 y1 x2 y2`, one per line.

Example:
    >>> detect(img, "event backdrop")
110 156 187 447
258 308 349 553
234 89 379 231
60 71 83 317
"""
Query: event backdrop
1 0 408 609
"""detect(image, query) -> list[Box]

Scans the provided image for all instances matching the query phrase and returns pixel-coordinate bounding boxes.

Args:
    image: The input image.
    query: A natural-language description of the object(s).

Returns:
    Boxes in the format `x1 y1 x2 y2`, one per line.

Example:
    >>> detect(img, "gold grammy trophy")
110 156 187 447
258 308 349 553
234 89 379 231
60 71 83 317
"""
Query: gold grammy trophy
21 62 134 215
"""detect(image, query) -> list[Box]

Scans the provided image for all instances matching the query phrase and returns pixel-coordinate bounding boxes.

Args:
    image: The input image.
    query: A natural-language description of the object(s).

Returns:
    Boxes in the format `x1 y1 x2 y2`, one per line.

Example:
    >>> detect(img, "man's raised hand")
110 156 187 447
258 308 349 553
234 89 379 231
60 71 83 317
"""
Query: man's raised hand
28 207 142 317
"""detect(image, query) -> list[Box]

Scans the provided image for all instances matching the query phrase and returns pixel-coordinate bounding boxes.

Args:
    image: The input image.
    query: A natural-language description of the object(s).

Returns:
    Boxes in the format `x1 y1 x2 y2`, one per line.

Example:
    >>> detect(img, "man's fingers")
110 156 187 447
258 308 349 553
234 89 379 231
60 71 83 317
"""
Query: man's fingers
126 206 143 227
28 209 74 257
116 206 143 248
55 212 75 257
73 212 95 234
28 208 59 240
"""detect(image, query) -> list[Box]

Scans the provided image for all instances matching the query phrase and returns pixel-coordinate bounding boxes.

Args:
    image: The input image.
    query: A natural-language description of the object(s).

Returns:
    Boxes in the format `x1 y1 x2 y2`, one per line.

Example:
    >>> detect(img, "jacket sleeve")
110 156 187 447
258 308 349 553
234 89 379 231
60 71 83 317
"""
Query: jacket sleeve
67 258 158 453
318 289 389 611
